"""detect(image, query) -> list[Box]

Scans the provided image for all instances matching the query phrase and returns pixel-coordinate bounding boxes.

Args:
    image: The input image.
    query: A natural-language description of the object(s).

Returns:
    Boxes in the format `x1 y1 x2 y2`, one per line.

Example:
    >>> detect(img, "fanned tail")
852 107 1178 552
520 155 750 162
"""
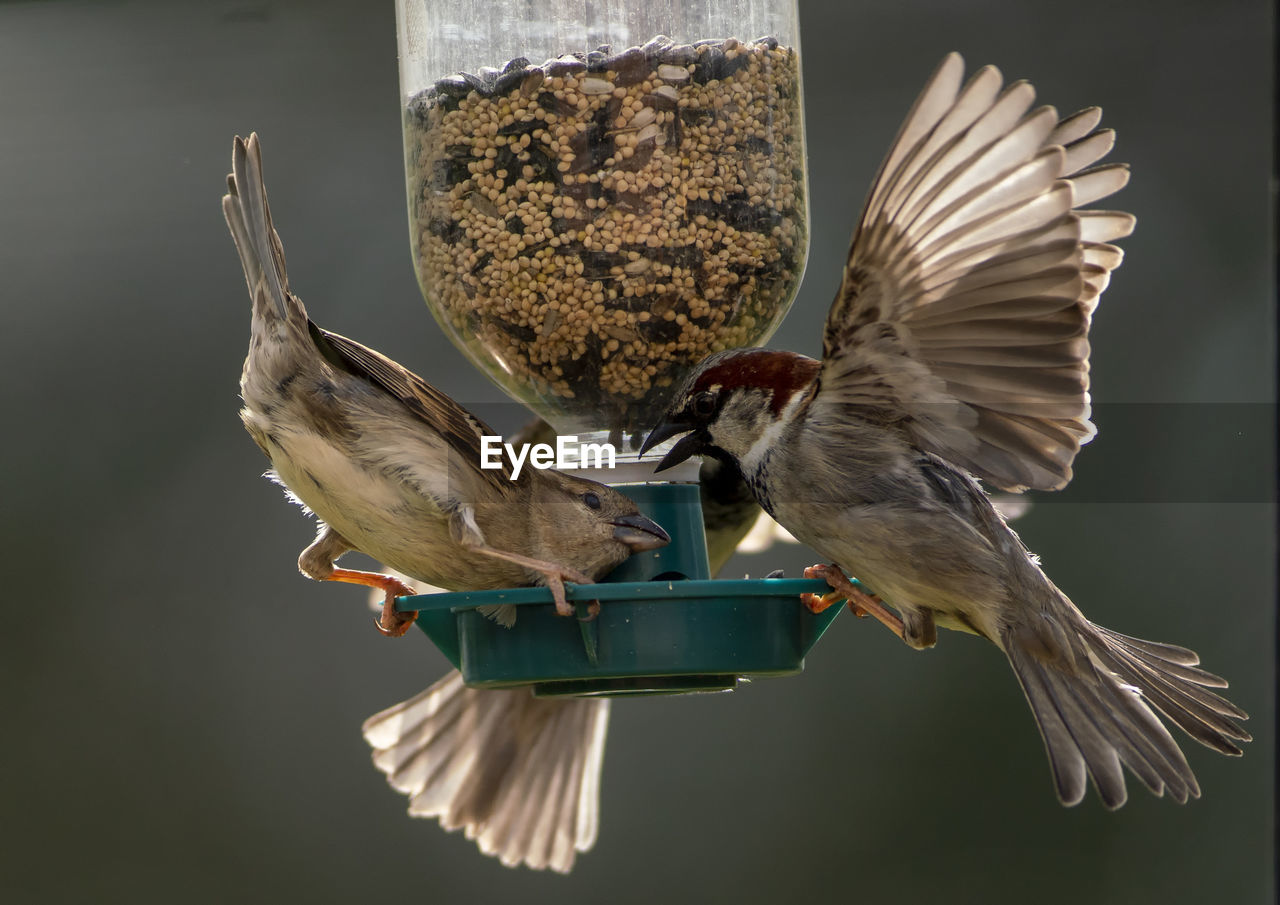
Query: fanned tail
362 670 609 872
1003 607 1250 808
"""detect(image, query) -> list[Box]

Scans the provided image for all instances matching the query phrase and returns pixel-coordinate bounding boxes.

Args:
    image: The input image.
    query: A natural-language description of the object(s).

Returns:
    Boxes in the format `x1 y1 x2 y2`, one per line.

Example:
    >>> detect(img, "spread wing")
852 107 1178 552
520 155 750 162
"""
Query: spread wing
818 53 1134 492
309 324 519 493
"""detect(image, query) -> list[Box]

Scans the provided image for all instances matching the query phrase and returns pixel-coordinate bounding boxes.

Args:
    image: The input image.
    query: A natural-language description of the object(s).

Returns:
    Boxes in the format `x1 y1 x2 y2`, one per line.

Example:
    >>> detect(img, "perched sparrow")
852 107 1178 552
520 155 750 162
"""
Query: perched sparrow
643 53 1249 807
225 132 670 871
226 133 666 872
507 415 764 576
225 133 668 636
360 425 760 873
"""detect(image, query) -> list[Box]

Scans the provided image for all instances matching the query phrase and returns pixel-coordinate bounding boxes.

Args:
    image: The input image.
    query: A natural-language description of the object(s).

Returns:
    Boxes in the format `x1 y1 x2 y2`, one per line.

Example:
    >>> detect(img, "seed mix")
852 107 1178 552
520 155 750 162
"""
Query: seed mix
405 35 806 433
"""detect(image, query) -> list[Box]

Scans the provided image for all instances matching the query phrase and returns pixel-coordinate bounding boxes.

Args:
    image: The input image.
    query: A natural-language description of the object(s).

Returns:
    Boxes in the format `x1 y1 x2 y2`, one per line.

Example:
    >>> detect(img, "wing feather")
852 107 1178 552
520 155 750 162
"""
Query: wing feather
310 327 517 492
820 53 1132 491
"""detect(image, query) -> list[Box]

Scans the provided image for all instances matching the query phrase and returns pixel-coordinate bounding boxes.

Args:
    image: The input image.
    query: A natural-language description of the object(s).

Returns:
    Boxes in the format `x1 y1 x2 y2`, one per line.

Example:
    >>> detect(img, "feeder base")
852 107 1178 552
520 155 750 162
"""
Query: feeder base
398 484 862 696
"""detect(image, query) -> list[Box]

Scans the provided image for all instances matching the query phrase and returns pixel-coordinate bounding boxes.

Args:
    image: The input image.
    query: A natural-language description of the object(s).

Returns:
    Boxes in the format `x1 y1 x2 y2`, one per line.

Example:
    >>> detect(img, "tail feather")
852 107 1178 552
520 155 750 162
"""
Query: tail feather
1004 612 1248 808
1008 642 1122 806
223 133 300 324
1112 644 1234 692
1081 633 1251 754
362 670 609 873
1008 637 1199 807
1096 627 1202 666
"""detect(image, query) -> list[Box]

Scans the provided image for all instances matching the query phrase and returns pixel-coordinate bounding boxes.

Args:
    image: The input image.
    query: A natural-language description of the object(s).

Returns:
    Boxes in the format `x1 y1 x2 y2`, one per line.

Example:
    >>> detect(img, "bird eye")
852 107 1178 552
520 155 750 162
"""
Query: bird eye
583 492 601 510
692 391 717 418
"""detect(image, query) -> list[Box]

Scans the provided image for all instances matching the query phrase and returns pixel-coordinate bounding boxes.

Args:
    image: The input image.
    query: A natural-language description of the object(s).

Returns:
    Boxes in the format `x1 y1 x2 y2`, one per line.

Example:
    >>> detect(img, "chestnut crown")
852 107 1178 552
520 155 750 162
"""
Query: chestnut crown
641 349 821 471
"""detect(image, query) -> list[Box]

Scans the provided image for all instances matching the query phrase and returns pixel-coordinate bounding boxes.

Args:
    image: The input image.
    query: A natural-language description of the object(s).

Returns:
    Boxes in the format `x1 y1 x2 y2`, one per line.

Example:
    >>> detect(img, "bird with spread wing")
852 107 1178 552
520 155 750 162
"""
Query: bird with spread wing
643 53 1249 808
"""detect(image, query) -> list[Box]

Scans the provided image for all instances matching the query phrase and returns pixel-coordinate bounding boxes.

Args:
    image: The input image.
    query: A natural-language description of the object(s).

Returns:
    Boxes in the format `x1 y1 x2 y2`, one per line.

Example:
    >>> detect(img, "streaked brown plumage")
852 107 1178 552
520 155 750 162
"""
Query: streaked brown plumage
644 53 1249 808
361 419 765 873
505 415 766 576
227 133 667 630
226 133 668 871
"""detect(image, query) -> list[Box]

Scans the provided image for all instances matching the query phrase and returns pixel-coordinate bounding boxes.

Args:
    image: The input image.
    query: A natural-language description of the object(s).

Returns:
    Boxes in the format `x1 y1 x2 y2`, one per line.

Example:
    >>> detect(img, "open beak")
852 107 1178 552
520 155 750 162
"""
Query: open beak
610 513 671 552
640 420 706 473
638 419 685 457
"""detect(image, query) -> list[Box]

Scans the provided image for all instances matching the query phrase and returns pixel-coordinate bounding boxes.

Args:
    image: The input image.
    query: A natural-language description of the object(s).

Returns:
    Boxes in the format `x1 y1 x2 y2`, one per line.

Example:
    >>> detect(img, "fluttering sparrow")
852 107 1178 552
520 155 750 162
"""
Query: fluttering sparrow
361 575 608 874
359 426 766 873
643 53 1249 807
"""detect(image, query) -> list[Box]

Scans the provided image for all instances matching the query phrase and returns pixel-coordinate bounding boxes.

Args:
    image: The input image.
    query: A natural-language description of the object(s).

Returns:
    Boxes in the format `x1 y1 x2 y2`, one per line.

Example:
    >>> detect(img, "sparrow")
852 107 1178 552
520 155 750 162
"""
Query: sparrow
225 133 669 637
642 53 1250 808
359 420 763 873
507 415 765 576
226 132 671 871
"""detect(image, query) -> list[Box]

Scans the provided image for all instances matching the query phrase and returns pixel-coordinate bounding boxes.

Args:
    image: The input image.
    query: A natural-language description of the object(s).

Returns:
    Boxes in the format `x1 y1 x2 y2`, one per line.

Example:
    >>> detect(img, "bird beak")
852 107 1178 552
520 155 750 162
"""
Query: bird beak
638 418 685 457
610 513 671 552
640 418 706 474
653 430 704 473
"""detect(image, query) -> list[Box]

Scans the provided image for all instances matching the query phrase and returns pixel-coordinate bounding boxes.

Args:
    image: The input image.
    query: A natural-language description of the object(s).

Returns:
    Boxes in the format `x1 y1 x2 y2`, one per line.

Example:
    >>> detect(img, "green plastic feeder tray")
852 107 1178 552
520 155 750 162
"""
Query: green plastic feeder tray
397 483 849 696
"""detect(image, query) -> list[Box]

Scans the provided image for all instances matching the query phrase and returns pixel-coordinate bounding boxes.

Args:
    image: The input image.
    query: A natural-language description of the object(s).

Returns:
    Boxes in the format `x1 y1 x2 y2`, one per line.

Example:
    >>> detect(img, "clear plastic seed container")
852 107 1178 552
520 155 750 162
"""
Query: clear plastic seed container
396 0 809 443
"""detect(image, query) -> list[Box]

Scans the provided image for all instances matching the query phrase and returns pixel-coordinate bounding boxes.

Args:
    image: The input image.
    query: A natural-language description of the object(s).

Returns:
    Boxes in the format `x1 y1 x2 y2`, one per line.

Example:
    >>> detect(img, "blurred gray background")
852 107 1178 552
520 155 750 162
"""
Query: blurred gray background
1 1 1273 902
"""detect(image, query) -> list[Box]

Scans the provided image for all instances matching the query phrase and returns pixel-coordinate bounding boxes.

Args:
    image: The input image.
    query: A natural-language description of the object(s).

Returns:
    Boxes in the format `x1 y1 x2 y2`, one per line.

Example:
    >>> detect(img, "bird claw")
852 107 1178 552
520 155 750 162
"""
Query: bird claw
802 563 906 641
546 565 596 619
466 543 596 620
799 588 845 614
377 592 418 637
577 599 602 622
313 565 419 637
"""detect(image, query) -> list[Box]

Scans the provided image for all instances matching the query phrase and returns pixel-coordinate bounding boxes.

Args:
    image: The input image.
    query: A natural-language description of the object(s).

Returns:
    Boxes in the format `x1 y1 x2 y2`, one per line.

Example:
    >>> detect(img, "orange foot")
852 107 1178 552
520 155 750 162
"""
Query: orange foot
465 543 596 619
801 564 906 642
799 586 846 614
324 568 419 637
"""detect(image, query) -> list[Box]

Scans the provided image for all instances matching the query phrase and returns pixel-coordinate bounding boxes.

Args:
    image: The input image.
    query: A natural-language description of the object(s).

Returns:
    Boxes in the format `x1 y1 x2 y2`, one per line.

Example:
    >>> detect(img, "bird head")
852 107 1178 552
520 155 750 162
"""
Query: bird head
640 348 822 473
530 473 670 579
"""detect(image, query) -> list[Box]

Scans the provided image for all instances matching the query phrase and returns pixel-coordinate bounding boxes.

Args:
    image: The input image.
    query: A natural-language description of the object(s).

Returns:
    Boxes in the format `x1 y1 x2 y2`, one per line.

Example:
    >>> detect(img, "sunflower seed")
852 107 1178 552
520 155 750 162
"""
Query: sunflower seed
580 77 615 95
651 84 678 103
657 64 691 82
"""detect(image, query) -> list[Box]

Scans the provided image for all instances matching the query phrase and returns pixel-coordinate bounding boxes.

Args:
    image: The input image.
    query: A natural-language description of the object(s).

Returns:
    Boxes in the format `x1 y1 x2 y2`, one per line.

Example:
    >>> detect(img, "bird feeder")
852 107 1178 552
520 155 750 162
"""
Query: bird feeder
394 0 830 694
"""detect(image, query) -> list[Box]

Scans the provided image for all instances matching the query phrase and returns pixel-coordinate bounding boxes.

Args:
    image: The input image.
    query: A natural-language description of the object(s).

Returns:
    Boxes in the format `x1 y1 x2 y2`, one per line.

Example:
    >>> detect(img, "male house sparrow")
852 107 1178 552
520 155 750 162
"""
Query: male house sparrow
226 133 668 871
643 54 1249 807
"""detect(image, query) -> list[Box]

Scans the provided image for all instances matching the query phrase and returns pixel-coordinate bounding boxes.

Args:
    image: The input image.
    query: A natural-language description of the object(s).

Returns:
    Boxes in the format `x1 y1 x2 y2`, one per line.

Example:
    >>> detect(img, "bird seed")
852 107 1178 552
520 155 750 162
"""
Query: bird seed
404 35 807 434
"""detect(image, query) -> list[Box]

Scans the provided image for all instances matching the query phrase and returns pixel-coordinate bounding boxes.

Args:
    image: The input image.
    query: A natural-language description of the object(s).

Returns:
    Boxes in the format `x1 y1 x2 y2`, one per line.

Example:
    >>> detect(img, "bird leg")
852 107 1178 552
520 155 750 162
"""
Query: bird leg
900 609 937 650
298 525 418 637
465 544 598 619
801 563 906 642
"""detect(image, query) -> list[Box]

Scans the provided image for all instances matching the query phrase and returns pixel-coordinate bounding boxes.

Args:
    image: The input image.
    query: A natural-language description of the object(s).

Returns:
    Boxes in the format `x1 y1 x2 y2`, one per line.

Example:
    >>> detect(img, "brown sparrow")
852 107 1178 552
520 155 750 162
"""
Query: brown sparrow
507 415 765 576
226 133 671 871
225 133 669 637
643 53 1250 807
358 424 765 873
